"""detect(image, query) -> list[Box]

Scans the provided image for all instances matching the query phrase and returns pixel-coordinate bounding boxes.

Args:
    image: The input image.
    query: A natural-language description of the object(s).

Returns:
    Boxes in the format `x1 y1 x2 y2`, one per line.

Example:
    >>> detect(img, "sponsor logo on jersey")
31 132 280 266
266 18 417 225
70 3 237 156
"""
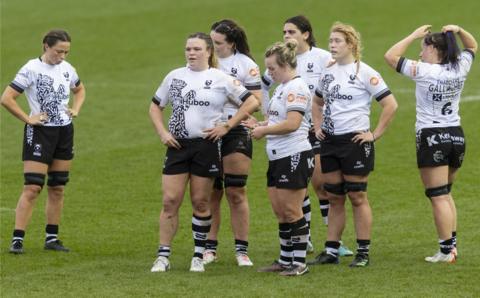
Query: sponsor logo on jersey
233 79 241 86
268 110 279 116
432 93 443 101
370 77 379 86
287 93 295 102
330 92 353 100
249 67 259 77
204 80 212 89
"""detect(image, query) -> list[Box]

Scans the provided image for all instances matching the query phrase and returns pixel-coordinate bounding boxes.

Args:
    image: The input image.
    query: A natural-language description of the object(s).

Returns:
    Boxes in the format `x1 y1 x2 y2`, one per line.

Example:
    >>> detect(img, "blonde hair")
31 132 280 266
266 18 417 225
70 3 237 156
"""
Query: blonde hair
265 40 297 69
330 22 362 73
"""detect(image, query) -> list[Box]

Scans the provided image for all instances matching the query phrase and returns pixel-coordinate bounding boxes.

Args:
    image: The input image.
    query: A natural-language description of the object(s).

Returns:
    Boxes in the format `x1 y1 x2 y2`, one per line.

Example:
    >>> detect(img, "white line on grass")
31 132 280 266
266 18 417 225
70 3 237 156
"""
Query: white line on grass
0 207 15 212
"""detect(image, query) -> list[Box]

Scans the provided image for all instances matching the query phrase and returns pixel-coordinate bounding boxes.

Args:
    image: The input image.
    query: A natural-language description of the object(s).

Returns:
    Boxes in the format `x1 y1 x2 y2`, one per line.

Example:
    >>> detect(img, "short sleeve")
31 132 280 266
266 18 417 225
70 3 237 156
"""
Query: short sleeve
242 60 261 90
153 72 173 107
69 66 81 88
396 57 431 81
362 66 391 101
223 74 251 106
10 63 32 93
285 84 309 113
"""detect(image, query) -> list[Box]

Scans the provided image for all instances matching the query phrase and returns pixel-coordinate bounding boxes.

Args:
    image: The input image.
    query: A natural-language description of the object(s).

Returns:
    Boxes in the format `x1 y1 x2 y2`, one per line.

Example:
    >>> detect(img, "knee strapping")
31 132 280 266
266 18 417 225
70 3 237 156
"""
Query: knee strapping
324 183 346 195
344 181 367 192
224 174 248 188
425 185 449 198
47 171 69 187
24 173 46 187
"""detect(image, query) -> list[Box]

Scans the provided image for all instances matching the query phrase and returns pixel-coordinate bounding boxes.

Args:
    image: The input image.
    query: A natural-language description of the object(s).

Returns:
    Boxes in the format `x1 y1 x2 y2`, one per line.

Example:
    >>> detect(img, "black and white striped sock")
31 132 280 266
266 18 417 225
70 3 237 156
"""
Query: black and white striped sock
439 238 453 255
157 245 171 258
12 229 25 243
356 239 371 256
279 222 292 266
319 199 329 225
452 231 457 248
192 214 211 259
45 224 58 243
325 241 340 257
205 239 218 252
302 196 312 242
291 217 309 266
235 239 248 255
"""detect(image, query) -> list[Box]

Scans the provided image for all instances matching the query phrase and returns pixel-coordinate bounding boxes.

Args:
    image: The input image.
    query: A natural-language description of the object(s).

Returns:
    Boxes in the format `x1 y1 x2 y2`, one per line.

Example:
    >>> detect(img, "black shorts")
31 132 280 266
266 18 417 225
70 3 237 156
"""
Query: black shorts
163 138 221 177
220 132 253 159
267 150 315 189
22 123 74 164
308 130 321 155
416 126 465 168
320 132 374 175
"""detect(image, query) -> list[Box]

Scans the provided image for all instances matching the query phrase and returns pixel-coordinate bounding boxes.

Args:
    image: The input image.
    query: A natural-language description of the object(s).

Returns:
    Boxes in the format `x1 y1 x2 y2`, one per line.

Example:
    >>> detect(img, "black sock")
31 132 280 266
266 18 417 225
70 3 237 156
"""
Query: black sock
356 239 370 256
302 196 311 242
452 231 457 248
12 229 25 243
157 245 171 258
45 224 59 243
235 239 248 255
192 214 212 259
439 238 453 254
325 241 340 257
205 239 218 252
291 218 309 266
319 199 329 225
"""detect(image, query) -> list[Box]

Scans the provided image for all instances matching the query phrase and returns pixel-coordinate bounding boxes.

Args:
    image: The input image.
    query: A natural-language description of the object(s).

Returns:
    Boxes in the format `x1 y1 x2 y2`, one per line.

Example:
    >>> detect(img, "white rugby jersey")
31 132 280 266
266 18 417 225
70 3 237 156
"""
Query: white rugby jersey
10 58 80 126
315 61 391 135
153 67 251 139
396 50 474 131
262 47 331 114
266 76 312 160
217 52 261 124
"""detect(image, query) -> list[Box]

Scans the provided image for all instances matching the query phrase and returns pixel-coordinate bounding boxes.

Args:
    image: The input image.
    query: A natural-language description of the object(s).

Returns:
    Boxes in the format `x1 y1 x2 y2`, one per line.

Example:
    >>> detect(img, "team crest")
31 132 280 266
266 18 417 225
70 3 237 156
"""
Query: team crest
33 143 42 157
231 67 238 76
204 80 212 89
307 63 314 72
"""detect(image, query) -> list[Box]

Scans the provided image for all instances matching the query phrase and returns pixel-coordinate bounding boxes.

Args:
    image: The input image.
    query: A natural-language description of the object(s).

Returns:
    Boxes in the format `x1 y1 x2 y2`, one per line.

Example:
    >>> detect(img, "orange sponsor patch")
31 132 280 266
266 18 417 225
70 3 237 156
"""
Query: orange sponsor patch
249 67 259 77
233 79 241 86
410 61 418 77
370 77 379 86
287 93 295 102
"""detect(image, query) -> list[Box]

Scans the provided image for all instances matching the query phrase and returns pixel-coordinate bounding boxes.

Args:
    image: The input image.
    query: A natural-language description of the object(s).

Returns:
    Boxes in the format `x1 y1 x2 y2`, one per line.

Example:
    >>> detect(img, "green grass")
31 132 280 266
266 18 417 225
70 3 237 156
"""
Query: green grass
1 0 480 297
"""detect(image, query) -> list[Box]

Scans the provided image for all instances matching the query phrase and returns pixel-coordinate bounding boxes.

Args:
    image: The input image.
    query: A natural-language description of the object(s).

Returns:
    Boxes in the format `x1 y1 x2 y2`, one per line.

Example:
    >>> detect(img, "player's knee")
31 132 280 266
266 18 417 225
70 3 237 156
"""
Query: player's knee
47 171 69 187
24 173 46 188
425 185 449 199
324 182 346 196
344 181 367 193
224 174 248 188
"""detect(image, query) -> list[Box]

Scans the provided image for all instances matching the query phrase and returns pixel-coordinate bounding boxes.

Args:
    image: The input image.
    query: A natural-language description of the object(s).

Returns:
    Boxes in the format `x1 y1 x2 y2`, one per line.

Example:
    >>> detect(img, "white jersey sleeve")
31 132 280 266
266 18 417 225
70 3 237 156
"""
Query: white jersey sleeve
153 70 176 107
221 73 251 105
358 64 391 101
11 63 34 91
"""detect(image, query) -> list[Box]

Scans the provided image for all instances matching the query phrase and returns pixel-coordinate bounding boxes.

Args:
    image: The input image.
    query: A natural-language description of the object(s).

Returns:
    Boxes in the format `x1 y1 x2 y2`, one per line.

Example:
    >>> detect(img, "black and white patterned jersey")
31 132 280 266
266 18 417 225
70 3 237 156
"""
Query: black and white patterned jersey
217 52 260 125
153 67 251 139
261 47 331 114
9 58 81 127
266 76 312 160
315 61 391 135
396 50 474 132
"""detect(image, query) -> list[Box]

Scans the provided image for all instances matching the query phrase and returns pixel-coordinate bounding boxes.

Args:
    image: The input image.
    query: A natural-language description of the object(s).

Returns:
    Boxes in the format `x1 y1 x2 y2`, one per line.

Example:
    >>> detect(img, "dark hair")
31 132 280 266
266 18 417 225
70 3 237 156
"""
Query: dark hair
187 32 218 68
211 19 253 60
284 15 316 47
424 32 460 69
42 29 71 51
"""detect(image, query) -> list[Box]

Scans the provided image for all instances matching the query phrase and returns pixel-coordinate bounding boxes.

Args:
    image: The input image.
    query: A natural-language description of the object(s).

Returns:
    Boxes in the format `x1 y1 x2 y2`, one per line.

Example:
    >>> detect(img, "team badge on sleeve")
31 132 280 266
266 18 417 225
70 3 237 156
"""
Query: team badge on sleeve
287 93 295 102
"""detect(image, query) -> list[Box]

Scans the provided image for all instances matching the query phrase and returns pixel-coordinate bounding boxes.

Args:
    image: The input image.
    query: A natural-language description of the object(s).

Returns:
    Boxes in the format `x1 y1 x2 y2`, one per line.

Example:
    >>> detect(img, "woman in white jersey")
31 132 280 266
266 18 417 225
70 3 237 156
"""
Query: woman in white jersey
261 15 353 256
245 40 314 276
308 22 398 267
1 29 86 254
149 32 259 273
385 25 477 263
203 19 262 267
